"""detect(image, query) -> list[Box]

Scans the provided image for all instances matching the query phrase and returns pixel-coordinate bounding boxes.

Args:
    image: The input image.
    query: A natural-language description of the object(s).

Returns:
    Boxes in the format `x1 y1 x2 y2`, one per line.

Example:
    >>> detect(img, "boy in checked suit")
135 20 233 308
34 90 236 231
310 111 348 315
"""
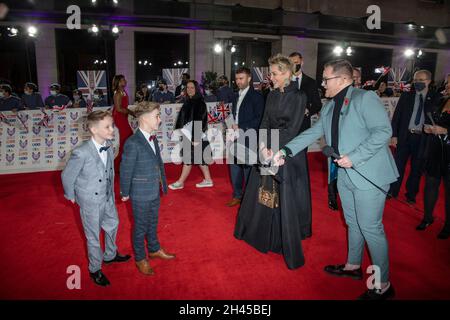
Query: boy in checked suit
120 101 175 276
61 110 131 287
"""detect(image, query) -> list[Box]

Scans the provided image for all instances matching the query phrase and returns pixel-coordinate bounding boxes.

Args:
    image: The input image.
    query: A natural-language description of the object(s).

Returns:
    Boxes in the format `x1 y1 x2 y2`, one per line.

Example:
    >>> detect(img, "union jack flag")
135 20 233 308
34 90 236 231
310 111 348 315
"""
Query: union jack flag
207 102 231 124
162 68 189 93
52 101 72 111
0 112 12 126
77 70 108 101
251 67 270 87
86 99 94 114
38 108 51 127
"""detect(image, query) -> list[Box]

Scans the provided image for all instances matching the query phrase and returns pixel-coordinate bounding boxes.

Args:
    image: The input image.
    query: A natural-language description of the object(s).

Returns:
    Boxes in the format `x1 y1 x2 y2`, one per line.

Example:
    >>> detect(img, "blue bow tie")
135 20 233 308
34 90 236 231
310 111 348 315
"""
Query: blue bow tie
99 146 110 153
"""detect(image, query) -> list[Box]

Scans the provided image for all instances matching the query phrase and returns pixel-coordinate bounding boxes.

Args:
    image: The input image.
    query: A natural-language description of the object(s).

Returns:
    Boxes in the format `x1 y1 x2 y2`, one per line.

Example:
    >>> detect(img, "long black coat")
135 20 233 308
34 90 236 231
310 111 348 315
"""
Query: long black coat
234 81 312 270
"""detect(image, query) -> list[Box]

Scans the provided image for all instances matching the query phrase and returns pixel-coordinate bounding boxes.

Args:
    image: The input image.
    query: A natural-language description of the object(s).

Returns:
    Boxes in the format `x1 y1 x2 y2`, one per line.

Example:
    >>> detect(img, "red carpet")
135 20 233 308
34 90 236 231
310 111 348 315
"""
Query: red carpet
0 152 449 300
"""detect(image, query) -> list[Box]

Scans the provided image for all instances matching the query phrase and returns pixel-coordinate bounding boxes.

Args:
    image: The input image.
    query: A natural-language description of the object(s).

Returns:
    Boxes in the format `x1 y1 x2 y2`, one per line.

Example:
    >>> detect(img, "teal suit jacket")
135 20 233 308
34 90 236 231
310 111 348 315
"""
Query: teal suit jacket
285 86 399 190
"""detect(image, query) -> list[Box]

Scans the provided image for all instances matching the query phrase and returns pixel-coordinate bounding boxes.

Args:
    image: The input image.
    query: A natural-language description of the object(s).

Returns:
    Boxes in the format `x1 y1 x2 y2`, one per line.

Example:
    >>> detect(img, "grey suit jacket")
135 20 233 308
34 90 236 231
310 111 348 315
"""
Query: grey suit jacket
285 86 399 190
61 139 115 207
119 129 168 202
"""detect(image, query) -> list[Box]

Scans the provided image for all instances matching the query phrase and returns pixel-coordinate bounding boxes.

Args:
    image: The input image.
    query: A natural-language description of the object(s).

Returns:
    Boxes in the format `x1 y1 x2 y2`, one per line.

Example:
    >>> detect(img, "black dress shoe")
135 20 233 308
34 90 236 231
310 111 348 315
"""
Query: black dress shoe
324 264 363 280
416 220 434 231
437 230 450 239
104 253 131 264
328 200 339 211
89 270 110 287
358 283 395 300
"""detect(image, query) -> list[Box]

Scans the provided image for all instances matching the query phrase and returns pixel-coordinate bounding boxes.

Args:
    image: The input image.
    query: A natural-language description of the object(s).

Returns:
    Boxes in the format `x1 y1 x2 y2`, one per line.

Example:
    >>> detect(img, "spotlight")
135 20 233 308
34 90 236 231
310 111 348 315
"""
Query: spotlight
404 48 415 58
149 62 152 66
90 24 99 34
234 62 238 66
144 60 148 65
408 24 414 30
333 45 343 56
178 61 182 65
27 25 37 37
420 25 424 29
346 46 353 56
230 45 236 53
113 0 119 4
111 25 120 34
138 61 142 65
185 61 188 65
91 0 97 4
147 85 151 89
417 49 423 58
94 60 99 64
174 63 177 66
242 62 245 65
214 43 223 54
103 60 107 64
7 27 18 37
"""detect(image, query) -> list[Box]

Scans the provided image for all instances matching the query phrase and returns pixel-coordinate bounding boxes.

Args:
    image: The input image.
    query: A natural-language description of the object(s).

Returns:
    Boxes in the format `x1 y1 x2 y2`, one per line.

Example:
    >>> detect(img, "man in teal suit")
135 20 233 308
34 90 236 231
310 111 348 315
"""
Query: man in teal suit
272 59 398 300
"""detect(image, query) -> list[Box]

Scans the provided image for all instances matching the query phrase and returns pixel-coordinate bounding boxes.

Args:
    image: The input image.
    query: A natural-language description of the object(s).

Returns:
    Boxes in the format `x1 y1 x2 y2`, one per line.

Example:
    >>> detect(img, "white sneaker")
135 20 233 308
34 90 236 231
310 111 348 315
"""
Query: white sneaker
168 181 184 190
195 180 214 188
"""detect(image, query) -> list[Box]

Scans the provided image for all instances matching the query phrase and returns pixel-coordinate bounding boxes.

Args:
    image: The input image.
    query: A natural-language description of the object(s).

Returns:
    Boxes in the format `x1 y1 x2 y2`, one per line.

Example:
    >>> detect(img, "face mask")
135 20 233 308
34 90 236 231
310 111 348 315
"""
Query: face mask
25 90 32 95
50 90 57 96
0 92 4 98
205 90 211 95
73 95 80 100
295 64 301 73
93 94 100 100
413 81 426 92
159 86 164 91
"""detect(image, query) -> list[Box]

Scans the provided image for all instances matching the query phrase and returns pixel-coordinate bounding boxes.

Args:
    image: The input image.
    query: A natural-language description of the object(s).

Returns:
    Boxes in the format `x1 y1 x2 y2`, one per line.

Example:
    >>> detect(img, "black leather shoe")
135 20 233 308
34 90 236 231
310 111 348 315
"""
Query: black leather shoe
328 200 338 211
358 284 395 300
104 253 131 264
324 264 363 280
89 270 110 287
437 230 450 239
416 220 434 231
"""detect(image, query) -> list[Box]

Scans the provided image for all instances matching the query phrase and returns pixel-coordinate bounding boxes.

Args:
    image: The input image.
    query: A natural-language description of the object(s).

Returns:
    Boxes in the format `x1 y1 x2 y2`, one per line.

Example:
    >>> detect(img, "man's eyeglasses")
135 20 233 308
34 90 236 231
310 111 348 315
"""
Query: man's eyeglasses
321 76 341 86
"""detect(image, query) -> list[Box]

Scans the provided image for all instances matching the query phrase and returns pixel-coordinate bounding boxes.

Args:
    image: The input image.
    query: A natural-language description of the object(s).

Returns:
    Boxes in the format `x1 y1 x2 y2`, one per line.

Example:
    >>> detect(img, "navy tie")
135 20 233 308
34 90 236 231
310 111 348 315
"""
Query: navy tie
414 94 424 126
99 146 110 153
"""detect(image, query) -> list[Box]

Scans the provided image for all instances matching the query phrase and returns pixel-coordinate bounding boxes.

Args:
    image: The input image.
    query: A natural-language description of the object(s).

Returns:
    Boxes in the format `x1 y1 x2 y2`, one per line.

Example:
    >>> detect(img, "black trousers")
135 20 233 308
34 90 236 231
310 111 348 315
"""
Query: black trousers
424 173 450 233
390 133 424 200
328 179 338 203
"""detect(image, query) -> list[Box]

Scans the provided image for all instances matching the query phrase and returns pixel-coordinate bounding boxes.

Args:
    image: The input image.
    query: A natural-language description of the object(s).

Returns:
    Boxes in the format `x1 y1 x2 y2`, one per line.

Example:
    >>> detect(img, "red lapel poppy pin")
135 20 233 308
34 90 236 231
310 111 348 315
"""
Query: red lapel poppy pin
344 97 350 106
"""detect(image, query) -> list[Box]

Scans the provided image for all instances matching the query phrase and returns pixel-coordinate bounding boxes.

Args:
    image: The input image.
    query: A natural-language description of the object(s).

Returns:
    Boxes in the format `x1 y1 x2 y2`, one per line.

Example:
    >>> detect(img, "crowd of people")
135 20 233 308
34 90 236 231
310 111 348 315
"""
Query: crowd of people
0 81 109 111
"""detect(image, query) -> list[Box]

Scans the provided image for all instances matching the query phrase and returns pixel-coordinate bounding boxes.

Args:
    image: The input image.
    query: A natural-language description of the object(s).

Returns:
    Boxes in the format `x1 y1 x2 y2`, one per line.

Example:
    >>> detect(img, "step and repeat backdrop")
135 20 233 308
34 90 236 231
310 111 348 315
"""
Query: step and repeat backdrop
0 98 399 175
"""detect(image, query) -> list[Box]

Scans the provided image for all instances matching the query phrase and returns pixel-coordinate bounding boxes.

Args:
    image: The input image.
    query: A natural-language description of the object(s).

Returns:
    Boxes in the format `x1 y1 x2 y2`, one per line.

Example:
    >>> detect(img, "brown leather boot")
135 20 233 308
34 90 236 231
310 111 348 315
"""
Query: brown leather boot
135 259 155 275
226 198 241 207
149 248 176 260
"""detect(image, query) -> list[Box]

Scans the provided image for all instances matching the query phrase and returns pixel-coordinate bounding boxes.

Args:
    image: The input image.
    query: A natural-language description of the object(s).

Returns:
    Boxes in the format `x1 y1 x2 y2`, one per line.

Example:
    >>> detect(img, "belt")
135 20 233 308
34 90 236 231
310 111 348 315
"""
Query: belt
409 128 423 134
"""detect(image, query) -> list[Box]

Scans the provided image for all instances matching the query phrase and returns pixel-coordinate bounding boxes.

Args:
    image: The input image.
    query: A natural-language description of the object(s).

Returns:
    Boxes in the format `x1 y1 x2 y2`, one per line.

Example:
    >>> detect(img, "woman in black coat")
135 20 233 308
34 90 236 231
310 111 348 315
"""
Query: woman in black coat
419 85 450 239
234 54 312 269
168 80 214 190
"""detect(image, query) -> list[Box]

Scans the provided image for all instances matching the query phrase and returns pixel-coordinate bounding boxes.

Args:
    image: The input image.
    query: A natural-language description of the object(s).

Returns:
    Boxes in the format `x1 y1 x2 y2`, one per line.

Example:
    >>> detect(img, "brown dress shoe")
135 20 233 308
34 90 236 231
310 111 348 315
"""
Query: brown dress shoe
226 198 241 207
149 248 176 260
135 259 155 275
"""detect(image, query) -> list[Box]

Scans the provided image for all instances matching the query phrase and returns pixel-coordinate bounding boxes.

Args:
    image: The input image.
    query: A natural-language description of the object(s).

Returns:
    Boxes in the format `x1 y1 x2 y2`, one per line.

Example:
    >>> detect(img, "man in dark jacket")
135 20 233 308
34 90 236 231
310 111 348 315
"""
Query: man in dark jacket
226 67 264 207
390 69 441 204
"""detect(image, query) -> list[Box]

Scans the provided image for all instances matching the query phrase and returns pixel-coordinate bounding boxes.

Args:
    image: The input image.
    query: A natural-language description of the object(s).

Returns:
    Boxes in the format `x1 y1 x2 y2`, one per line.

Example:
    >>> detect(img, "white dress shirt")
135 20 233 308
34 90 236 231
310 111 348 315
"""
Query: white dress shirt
139 128 156 154
236 85 250 126
91 138 108 167
292 73 303 89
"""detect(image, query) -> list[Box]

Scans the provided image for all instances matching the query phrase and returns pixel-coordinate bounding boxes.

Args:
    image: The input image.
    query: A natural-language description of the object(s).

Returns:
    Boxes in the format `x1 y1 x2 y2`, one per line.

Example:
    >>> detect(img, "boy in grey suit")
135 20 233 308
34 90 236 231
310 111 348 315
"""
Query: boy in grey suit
62 110 131 287
120 101 175 276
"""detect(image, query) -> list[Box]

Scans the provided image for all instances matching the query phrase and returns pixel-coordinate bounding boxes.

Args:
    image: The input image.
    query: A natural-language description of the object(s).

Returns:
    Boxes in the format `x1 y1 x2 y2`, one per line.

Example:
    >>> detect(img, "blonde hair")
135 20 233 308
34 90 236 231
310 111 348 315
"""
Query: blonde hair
134 101 160 118
268 54 294 74
86 110 112 130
